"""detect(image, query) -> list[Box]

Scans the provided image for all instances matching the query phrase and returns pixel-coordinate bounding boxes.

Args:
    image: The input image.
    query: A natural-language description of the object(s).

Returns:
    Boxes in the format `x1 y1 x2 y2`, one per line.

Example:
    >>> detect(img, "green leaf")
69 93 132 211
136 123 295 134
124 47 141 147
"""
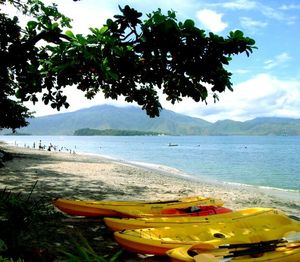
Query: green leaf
230 30 244 39
167 10 176 19
51 22 59 30
27 21 38 31
106 18 113 27
99 25 108 34
184 19 195 29
246 37 256 45
65 30 75 39
76 34 86 44
108 71 119 80
109 250 123 262
0 239 7 252
89 28 98 34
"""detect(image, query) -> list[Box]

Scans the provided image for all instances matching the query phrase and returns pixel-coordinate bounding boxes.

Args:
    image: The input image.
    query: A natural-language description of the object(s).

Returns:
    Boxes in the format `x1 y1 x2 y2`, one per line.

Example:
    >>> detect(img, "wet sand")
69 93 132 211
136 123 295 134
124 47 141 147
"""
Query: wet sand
0 143 299 216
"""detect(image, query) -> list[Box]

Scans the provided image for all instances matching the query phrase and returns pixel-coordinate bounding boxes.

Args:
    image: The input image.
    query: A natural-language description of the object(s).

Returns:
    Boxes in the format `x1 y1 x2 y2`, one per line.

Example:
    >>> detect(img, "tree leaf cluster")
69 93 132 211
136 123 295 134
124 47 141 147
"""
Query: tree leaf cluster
0 1 256 130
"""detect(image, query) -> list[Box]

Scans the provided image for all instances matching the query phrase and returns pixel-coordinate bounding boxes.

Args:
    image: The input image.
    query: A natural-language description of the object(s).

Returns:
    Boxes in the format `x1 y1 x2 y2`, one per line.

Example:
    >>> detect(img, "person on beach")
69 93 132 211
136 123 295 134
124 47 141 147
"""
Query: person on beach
47 143 54 151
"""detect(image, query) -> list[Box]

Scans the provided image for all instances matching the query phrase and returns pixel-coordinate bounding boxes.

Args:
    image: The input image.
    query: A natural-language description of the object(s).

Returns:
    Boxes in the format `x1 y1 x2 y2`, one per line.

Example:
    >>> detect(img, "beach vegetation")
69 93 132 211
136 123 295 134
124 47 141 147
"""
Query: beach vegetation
59 231 123 262
0 185 123 261
1 0 256 131
0 183 58 260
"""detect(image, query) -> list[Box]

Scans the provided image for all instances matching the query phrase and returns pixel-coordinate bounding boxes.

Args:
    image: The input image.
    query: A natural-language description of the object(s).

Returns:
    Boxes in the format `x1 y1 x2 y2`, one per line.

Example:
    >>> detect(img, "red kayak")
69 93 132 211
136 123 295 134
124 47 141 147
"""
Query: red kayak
160 205 232 216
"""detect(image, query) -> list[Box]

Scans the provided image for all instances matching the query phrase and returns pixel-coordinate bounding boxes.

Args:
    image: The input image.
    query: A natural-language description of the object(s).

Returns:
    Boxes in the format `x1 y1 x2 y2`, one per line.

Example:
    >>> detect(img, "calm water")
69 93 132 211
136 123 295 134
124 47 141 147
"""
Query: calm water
1 135 300 192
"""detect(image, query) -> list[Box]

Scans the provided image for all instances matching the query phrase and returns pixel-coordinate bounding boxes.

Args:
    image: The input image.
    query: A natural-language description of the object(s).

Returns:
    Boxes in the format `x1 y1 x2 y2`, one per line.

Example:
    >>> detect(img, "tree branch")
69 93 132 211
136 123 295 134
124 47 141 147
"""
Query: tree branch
22 30 72 49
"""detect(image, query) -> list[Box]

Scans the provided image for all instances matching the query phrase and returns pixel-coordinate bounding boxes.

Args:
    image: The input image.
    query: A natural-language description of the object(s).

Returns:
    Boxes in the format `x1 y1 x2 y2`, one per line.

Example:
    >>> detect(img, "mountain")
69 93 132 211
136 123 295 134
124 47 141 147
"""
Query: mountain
3 105 300 135
12 105 212 135
242 117 300 135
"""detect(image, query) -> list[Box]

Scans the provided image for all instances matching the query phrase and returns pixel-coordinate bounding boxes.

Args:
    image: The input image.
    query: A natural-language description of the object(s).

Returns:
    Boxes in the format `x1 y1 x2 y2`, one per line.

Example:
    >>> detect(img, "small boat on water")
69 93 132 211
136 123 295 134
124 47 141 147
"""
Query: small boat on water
168 143 178 146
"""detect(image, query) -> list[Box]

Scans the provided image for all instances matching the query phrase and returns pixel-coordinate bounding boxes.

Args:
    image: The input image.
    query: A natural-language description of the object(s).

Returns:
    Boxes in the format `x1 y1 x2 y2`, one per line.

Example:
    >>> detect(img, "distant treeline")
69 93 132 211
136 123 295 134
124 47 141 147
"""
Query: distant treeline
74 128 164 136
4 132 31 136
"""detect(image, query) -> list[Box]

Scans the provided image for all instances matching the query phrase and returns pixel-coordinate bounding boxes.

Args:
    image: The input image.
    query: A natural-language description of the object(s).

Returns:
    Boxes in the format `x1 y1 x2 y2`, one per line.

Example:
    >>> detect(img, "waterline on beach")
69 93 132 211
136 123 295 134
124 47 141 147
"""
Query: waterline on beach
1 140 300 217
1 135 300 193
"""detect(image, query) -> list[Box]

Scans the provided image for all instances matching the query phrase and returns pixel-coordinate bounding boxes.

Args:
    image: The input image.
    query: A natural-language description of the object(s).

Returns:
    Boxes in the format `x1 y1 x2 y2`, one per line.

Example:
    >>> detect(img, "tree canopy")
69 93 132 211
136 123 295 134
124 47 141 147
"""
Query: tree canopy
0 0 256 130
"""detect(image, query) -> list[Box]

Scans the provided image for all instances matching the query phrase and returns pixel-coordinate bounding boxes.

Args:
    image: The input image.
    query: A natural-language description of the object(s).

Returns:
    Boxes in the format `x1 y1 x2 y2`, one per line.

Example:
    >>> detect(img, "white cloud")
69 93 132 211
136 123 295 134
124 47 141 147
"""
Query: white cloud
42 0 115 34
240 17 267 32
24 86 131 117
259 5 296 25
264 52 292 70
196 9 228 33
205 1 297 25
212 0 257 10
237 2 296 25
279 4 300 10
25 73 300 122
234 69 251 74
163 74 300 122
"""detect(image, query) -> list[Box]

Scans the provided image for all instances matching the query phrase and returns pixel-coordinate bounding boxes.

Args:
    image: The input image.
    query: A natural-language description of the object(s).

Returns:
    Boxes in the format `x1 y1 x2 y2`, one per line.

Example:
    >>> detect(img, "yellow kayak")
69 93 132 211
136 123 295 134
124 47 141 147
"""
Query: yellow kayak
114 210 300 255
53 196 223 217
104 208 274 231
115 204 229 218
167 237 300 261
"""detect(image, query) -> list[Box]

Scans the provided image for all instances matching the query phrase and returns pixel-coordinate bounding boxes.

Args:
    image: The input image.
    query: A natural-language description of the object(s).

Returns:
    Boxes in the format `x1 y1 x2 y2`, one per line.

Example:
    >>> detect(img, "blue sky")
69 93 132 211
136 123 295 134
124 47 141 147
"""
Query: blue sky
5 0 300 122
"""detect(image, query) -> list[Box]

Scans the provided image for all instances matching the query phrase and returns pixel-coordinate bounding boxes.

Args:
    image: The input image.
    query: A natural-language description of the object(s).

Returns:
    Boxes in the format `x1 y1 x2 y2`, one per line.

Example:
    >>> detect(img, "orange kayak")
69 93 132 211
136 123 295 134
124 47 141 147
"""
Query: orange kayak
53 196 224 217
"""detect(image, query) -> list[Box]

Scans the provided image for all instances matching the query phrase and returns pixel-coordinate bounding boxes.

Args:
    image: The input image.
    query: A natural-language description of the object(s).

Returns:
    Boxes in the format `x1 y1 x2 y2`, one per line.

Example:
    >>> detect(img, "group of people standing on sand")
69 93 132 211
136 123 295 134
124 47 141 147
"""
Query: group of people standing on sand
31 140 76 154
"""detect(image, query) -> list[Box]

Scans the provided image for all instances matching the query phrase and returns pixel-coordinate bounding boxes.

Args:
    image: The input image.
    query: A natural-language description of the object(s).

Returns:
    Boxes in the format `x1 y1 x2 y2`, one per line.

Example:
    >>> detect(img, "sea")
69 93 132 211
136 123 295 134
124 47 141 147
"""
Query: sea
1 135 300 195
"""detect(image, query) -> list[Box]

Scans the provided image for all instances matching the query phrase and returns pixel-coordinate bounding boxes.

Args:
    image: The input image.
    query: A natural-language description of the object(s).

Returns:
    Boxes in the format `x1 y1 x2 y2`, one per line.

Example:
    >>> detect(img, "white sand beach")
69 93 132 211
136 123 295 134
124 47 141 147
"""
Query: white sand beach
0 143 299 216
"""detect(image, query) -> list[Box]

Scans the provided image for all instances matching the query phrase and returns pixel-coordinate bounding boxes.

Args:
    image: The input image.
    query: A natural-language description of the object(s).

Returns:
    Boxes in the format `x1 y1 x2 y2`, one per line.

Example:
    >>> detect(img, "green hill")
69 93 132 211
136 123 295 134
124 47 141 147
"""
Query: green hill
3 105 300 136
12 105 211 135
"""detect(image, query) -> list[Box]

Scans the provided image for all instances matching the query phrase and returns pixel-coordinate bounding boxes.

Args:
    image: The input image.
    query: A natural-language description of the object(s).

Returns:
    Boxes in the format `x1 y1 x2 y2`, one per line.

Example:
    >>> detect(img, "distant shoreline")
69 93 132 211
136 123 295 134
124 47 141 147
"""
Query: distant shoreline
0 142 299 217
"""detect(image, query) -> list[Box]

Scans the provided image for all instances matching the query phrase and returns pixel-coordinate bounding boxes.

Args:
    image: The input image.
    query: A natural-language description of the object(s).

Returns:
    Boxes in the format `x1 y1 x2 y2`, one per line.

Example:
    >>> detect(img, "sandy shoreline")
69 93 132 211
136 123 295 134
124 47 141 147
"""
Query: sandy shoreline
0 142 299 217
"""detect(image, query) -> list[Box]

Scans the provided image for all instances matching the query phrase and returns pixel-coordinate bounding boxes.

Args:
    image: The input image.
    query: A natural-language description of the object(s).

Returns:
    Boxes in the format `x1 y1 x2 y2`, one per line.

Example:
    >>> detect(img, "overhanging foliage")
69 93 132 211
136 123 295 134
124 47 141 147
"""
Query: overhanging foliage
0 0 256 130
